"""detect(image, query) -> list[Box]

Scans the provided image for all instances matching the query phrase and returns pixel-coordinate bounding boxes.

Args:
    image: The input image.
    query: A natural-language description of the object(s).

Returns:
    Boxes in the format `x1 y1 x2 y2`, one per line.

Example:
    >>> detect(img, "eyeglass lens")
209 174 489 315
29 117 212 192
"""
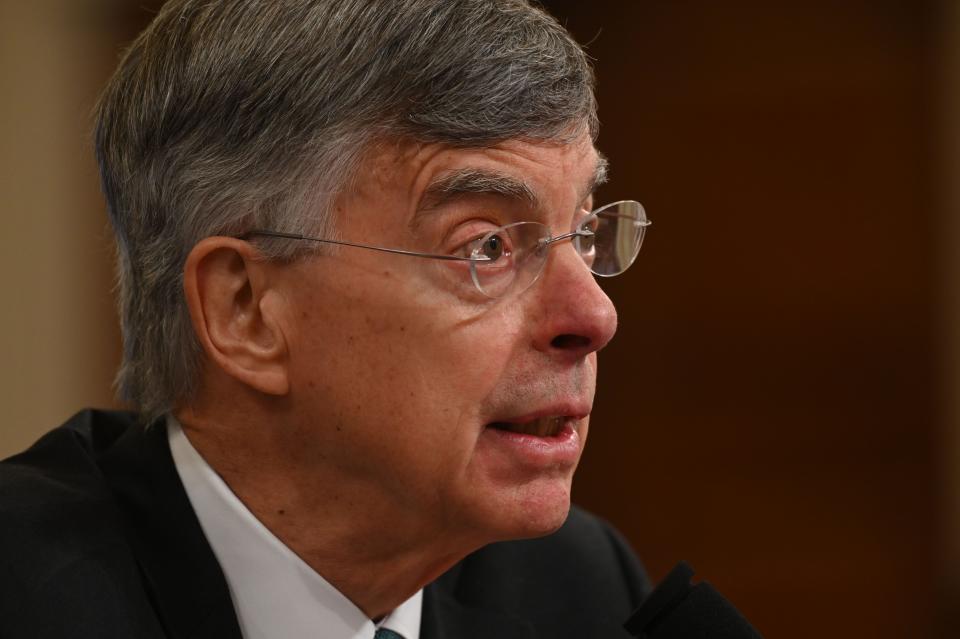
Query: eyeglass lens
584 200 647 277
468 200 648 298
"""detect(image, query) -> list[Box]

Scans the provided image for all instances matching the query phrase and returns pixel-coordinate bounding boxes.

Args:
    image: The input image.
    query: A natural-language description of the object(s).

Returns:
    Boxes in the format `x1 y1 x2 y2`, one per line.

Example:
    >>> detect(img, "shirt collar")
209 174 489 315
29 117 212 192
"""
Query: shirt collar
167 415 422 639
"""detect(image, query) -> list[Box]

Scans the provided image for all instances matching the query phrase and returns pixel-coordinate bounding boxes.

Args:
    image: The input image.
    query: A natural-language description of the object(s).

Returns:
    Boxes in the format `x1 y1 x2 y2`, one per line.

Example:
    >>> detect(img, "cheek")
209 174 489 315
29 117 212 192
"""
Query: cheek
287 274 527 450
284 292 532 519
415 303 529 412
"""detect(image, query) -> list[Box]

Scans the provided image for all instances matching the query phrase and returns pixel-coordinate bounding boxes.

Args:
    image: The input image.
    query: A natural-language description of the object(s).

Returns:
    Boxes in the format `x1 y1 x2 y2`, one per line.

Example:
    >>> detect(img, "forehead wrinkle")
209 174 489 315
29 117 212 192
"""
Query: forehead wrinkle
409 142 607 231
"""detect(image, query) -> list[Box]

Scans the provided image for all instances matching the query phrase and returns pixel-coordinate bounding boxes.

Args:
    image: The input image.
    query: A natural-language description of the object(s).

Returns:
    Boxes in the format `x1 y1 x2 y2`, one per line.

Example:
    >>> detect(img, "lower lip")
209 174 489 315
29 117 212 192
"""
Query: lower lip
480 421 582 468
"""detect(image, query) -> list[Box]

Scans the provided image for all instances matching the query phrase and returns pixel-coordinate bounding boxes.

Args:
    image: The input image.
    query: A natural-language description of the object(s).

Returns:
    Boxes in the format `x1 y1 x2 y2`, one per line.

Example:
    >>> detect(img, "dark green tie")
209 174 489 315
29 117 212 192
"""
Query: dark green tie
374 629 404 639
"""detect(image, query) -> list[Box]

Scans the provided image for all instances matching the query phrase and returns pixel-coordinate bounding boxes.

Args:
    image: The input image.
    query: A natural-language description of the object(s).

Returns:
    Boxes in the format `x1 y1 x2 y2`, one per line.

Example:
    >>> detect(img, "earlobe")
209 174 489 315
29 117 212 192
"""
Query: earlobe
183 237 290 396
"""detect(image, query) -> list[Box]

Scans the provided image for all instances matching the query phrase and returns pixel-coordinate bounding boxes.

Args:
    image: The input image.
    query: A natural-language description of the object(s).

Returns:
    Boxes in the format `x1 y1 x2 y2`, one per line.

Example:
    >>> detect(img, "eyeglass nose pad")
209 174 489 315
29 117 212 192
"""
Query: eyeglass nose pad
535 237 550 257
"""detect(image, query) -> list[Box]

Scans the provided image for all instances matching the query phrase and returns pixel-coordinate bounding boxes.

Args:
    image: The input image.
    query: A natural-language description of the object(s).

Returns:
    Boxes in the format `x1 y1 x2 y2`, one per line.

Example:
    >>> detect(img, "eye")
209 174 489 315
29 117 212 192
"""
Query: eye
443 217 503 257
477 233 507 261
575 215 598 254
452 224 515 263
578 213 599 233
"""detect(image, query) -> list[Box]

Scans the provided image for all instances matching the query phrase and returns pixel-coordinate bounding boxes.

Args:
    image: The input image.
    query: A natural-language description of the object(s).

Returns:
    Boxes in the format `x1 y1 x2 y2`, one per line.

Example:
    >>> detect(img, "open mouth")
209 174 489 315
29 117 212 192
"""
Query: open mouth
488 416 567 438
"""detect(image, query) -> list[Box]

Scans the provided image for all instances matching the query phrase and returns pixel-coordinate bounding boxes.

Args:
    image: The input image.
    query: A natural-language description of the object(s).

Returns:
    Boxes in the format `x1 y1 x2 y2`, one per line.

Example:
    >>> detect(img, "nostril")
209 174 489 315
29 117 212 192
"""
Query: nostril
550 334 591 350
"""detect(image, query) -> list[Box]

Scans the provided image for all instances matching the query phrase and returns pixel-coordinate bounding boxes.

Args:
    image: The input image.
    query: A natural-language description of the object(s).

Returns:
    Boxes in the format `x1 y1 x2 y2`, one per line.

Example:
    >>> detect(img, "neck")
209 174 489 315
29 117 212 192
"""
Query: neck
175 405 481 620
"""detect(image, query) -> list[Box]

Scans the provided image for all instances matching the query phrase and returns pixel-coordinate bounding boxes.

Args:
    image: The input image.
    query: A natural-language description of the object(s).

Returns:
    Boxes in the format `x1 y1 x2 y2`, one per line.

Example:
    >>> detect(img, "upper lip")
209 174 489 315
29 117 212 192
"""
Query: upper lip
489 404 591 425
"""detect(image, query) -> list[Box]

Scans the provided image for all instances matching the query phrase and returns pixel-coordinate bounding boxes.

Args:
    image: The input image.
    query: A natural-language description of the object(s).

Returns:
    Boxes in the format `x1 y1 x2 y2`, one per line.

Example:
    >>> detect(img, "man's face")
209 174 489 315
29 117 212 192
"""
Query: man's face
273 131 617 545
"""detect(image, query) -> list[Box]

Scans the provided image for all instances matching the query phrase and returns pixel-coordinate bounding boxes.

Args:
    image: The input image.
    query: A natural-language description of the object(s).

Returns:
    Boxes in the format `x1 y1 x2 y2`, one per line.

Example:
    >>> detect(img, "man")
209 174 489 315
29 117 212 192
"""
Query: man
0 1 652 637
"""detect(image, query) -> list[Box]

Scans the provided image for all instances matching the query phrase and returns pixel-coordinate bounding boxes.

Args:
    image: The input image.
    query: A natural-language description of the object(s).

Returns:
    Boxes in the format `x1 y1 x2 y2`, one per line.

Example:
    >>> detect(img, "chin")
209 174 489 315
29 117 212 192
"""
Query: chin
486 477 574 541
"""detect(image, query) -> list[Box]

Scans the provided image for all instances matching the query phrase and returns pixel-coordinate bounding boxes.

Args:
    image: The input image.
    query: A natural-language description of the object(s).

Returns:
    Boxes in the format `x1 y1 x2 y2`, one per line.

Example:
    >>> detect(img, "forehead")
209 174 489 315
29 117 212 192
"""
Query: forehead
348 133 603 228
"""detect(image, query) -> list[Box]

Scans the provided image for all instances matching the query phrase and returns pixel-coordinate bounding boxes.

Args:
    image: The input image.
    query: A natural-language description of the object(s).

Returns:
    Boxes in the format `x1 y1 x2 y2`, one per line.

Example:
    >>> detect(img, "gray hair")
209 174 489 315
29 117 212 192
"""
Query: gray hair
95 0 598 420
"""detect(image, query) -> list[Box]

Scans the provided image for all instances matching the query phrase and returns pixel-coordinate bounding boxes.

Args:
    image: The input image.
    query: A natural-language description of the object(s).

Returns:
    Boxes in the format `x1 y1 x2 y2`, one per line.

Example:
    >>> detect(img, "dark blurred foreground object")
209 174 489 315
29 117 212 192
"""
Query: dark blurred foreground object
625 562 763 638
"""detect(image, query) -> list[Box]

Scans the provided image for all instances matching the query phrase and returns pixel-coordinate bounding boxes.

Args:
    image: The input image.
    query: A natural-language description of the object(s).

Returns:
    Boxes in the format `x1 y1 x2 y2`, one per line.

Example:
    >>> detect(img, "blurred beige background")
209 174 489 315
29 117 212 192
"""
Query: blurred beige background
2 1 960 637
0 0 124 454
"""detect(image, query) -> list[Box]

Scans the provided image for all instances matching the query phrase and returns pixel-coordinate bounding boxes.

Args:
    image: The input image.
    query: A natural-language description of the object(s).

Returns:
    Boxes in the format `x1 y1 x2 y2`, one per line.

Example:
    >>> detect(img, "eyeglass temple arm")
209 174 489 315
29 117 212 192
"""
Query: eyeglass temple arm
537 215 650 249
241 230 492 263
594 213 653 225
548 229 593 244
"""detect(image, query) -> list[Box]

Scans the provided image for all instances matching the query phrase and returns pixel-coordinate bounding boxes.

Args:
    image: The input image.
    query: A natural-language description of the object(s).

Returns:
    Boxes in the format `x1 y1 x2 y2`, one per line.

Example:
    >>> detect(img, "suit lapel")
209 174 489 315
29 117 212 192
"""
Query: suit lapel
97 419 243 639
421 563 535 639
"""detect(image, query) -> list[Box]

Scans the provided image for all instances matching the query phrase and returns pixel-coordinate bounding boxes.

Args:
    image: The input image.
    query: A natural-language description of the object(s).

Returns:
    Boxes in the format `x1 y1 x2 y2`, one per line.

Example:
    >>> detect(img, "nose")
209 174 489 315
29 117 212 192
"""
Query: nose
529 243 618 361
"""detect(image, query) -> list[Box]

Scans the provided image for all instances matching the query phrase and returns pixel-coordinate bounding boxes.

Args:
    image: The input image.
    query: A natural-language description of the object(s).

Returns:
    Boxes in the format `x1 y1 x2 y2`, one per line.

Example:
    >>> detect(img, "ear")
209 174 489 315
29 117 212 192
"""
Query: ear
183 237 290 396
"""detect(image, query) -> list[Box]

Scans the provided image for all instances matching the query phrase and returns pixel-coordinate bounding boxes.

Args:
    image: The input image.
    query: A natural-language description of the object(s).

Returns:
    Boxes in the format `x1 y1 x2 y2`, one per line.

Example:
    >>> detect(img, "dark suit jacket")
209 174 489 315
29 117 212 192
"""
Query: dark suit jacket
0 409 649 638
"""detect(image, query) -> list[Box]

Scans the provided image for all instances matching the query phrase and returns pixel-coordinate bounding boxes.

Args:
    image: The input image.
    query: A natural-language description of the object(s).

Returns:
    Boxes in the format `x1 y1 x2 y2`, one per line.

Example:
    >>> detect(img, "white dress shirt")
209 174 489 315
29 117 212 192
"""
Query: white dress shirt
168 416 422 639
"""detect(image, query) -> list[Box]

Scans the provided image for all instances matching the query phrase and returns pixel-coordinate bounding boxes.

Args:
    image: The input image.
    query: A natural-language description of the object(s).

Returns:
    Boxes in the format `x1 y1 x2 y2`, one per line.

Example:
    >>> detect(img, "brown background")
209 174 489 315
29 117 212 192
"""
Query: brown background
1 1 957 637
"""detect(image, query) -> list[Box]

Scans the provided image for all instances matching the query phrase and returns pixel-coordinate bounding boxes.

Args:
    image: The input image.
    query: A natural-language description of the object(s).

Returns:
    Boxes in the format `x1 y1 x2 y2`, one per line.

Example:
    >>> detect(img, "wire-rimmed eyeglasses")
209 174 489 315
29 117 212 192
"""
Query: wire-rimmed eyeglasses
242 200 650 299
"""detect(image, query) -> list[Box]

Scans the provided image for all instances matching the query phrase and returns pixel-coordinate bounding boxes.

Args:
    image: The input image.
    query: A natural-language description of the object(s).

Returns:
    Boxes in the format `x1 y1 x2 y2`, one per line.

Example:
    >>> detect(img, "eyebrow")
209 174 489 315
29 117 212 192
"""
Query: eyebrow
588 154 610 201
414 154 610 225
419 168 540 211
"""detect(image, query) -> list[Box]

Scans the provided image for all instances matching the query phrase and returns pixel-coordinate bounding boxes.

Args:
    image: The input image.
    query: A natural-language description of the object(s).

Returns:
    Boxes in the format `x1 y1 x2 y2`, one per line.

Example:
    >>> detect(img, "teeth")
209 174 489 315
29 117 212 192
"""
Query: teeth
513 416 565 437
